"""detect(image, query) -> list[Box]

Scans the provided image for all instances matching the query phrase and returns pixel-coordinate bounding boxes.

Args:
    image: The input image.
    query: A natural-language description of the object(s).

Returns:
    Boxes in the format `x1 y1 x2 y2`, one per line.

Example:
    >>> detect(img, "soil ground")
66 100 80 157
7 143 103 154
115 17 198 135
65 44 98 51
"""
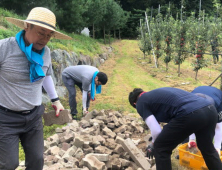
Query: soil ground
90 39 222 170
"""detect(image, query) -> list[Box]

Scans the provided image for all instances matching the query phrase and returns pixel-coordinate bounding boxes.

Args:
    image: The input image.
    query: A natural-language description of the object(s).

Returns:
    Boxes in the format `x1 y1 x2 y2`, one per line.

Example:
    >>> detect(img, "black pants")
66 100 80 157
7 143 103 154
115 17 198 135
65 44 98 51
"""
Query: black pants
62 75 91 115
0 105 44 170
154 105 222 170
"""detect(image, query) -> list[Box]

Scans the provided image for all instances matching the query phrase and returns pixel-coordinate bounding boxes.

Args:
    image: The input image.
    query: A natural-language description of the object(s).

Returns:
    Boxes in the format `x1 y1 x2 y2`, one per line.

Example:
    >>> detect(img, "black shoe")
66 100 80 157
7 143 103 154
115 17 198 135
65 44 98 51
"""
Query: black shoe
175 155 179 160
72 114 78 120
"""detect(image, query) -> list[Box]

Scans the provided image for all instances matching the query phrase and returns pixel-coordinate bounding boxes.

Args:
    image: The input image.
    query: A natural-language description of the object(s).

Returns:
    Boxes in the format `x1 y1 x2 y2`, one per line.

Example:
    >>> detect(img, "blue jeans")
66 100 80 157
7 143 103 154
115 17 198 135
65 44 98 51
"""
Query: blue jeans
62 75 90 115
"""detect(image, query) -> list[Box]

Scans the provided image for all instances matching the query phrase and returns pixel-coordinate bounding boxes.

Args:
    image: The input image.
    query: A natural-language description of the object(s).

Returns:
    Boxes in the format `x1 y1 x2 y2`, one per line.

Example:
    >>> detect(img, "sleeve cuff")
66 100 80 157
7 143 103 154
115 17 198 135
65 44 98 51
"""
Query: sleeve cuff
51 97 60 102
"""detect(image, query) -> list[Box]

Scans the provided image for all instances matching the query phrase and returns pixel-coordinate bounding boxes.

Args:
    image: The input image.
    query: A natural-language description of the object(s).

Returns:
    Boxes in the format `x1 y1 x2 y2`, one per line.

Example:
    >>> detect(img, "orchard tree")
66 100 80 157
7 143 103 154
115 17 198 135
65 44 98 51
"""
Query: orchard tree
138 19 147 59
172 20 189 77
151 13 164 67
191 11 210 80
186 12 198 56
138 19 152 61
162 9 174 71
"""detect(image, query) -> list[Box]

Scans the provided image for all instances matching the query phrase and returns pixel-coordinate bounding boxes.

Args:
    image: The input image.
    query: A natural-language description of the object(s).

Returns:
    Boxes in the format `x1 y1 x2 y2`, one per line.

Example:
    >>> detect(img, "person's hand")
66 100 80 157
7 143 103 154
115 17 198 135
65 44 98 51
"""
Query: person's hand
52 100 64 117
83 108 89 115
146 143 155 159
91 98 96 101
88 92 95 101
188 140 197 148
216 148 221 156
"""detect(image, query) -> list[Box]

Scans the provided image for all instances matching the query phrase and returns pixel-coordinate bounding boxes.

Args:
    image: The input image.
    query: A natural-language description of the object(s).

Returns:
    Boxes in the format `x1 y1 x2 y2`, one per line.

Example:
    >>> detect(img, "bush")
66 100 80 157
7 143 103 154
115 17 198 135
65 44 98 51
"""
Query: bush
0 29 15 39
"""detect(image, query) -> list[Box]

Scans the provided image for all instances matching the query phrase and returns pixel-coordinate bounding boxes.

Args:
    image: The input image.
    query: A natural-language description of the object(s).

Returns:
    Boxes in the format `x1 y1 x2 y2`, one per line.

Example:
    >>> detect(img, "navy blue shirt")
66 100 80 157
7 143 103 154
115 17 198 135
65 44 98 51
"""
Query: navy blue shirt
136 87 212 123
192 86 222 122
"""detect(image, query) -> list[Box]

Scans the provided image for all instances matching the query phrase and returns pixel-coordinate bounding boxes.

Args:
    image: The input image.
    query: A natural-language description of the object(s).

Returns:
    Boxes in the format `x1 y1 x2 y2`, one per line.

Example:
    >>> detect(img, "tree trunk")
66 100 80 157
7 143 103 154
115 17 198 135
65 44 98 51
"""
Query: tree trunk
178 64 181 77
156 58 159 68
103 26 106 44
195 70 198 80
114 29 116 39
109 30 111 45
93 23 95 39
119 29 121 40
166 63 168 71
148 56 151 63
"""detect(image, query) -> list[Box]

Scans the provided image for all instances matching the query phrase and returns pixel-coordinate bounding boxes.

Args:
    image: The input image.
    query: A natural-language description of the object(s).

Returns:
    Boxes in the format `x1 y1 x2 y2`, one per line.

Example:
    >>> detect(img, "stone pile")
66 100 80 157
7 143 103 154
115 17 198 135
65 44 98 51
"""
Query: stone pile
19 109 156 170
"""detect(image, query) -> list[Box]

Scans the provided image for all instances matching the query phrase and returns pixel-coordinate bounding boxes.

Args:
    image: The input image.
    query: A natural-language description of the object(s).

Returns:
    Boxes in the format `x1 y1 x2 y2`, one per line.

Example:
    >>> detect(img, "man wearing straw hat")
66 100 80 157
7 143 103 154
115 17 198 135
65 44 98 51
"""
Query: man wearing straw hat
0 7 72 170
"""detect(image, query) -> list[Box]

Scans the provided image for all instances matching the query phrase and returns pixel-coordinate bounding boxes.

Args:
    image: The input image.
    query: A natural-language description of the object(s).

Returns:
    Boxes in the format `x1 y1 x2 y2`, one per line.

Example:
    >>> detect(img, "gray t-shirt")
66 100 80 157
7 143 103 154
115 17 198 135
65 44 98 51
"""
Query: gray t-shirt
0 37 52 111
62 65 99 91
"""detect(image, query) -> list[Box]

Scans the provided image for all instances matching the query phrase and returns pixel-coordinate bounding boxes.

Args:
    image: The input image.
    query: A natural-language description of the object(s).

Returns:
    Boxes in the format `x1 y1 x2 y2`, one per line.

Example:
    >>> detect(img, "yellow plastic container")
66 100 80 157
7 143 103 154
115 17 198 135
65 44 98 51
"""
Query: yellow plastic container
178 143 222 170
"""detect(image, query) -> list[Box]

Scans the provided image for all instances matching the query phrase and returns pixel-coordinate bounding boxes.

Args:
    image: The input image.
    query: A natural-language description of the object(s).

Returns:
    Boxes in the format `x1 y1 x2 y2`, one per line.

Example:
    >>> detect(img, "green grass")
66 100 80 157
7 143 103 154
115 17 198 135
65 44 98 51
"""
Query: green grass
88 40 168 116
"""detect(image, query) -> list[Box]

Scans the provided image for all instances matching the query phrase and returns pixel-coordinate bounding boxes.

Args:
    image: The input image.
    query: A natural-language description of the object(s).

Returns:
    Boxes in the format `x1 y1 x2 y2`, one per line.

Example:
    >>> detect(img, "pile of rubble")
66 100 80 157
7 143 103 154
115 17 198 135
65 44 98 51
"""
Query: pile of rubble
20 109 155 170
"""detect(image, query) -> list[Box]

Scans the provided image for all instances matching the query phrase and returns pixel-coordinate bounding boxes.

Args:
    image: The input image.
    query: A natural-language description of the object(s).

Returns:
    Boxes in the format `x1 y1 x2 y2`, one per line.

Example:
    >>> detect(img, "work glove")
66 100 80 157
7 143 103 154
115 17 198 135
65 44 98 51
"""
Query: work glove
216 148 221 156
88 92 96 101
52 100 64 117
83 108 89 116
188 140 197 148
91 97 96 101
146 143 155 159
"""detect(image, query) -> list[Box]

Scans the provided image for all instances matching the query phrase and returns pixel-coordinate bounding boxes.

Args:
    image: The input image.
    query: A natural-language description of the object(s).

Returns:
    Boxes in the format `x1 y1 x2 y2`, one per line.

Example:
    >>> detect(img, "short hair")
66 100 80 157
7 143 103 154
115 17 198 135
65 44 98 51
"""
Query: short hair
97 72 108 85
128 88 144 108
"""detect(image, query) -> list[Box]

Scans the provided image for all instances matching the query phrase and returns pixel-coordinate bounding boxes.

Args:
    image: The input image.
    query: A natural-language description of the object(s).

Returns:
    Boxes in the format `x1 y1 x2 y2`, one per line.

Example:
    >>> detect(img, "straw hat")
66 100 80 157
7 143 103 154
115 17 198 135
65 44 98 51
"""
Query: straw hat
5 7 72 40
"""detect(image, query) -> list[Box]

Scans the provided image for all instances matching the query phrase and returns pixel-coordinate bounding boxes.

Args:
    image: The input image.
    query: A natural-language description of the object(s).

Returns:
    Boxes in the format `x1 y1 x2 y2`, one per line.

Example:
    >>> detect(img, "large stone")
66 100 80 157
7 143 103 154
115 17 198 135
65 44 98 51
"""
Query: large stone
43 109 72 126
83 154 105 170
121 138 151 170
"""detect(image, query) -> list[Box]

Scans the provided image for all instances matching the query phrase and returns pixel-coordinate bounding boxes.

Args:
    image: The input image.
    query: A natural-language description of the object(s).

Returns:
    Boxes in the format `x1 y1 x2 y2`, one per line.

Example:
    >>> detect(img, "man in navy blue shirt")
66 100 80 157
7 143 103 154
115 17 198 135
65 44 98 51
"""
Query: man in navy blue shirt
188 86 222 156
129 87 222 170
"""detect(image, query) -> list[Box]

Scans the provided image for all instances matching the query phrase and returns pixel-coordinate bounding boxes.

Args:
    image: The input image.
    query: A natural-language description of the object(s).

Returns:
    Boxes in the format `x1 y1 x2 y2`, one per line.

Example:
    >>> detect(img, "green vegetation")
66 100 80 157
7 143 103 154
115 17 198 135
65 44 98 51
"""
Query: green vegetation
0 7 102 57
139 8 222 79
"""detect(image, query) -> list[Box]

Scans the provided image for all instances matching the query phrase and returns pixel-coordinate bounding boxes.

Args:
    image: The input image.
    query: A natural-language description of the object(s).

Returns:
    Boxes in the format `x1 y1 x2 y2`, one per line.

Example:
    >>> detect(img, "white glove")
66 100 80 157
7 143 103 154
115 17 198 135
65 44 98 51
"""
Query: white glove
52 100 64 116
216 148 221 156
188 139 197 148
83 108 89 115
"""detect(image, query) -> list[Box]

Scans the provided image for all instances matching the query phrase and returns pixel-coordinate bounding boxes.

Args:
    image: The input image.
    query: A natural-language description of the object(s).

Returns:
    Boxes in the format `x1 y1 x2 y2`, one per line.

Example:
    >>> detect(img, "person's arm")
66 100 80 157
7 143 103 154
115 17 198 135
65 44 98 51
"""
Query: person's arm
42 75 64 116
189 133 196 141
145 115 162 143
82 90 88 113
214 122 222 156
145 115 162 159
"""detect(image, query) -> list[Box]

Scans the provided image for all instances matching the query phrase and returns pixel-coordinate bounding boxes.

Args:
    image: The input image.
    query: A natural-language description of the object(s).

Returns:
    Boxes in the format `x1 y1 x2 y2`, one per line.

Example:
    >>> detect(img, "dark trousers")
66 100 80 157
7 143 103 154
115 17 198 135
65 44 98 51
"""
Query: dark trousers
154 105 222 170
0 105 44 170
62 75 90 115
